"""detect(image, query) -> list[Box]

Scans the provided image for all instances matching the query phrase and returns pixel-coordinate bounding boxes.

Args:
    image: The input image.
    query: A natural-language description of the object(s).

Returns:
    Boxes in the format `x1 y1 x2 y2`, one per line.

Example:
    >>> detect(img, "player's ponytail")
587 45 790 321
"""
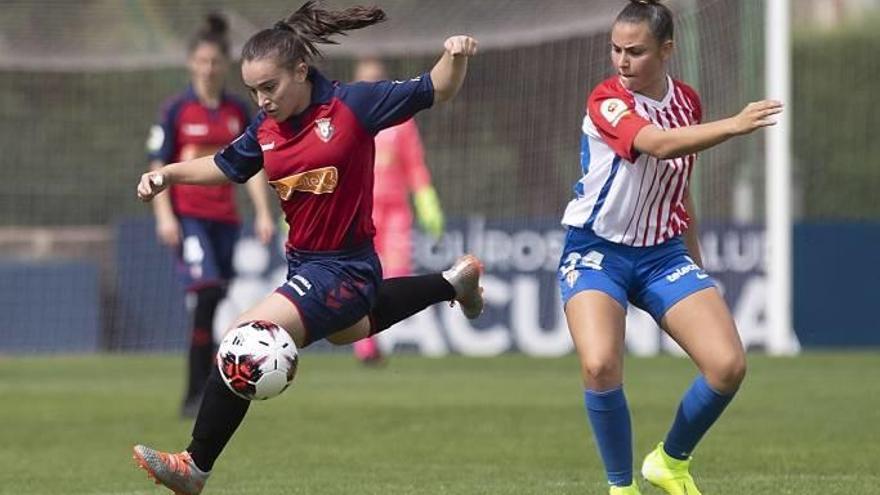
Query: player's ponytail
189 12 231 57
242 1 386 69
616 0 674 43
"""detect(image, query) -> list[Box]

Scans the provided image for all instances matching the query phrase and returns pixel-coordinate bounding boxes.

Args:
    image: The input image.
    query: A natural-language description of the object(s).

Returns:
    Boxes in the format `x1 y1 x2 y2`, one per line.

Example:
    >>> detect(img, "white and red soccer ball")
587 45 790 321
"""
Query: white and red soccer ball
217 320 299 400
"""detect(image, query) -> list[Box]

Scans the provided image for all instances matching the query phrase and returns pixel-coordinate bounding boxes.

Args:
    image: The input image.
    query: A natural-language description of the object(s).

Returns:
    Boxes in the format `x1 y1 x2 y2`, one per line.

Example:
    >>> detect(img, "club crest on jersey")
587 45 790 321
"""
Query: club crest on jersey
600 98 630 127
314 118 335 142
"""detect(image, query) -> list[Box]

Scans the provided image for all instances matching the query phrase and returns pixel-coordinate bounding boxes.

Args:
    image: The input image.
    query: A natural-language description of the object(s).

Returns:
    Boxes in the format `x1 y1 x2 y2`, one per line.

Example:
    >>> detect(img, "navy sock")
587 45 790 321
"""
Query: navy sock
369 274 455 334
663 375 735 460
187 367 249 472
584 387 633 487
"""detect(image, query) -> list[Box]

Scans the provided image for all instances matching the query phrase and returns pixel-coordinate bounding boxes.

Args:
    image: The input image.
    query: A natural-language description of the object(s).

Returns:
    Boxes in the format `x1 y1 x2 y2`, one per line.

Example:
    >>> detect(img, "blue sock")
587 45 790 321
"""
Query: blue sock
584 387 632 487
663 375 735 460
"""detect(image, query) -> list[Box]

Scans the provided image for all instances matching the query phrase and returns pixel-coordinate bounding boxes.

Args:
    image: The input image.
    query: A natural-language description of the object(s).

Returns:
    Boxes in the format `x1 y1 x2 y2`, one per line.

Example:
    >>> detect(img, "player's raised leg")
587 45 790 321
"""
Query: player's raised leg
641 287 746 495
326 254 484 346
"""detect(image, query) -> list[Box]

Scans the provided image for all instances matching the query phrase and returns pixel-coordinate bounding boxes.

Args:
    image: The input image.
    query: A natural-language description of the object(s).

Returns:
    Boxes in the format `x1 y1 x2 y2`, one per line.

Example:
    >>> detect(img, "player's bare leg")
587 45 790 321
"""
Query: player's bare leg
641 287 745 495
566 290 636 490
661 287 746 394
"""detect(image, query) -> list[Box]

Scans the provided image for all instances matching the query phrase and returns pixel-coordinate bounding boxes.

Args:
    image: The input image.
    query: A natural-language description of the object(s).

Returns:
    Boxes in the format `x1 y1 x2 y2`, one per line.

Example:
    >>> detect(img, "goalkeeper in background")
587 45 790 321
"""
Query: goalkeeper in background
351 56 445 365
146 13 275 419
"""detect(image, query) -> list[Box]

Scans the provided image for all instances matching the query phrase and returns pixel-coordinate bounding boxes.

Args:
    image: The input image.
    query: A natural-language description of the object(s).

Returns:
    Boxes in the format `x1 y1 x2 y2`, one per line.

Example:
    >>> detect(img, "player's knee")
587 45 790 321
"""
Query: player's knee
706 351 747 393
581 356 622 389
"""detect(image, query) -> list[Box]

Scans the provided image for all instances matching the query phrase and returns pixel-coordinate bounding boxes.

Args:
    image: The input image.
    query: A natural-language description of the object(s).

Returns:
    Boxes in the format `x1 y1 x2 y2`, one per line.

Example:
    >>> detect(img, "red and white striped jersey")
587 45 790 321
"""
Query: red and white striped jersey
561 75 702 247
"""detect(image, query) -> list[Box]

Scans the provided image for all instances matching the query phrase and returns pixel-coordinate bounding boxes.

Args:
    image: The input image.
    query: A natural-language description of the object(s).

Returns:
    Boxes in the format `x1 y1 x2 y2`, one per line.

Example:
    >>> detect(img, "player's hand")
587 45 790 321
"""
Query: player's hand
254 211 276 245
731 100 783 135
155 216 181 247
444 35 478 58
137 172 168 202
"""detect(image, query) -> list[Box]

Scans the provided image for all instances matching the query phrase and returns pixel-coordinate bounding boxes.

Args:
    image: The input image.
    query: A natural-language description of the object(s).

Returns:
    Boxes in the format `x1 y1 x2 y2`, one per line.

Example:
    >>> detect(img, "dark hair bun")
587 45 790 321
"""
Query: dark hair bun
204 12 229 36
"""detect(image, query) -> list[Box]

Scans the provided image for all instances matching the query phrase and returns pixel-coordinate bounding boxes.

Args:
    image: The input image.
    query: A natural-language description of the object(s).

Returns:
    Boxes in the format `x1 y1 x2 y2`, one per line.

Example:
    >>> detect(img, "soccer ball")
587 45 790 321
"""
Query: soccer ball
217 320 299 400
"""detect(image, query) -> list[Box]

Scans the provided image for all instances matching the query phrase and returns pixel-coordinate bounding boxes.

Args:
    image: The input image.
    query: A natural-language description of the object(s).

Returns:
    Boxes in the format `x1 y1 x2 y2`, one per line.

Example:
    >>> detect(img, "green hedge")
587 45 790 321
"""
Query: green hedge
793 19 880 219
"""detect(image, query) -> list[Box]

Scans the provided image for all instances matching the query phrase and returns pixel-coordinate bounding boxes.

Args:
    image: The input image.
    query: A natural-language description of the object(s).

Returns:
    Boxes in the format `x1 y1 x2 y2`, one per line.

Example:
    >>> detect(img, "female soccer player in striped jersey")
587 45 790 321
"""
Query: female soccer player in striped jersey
146 13 275 419
558 1 782 494
131 3 482 494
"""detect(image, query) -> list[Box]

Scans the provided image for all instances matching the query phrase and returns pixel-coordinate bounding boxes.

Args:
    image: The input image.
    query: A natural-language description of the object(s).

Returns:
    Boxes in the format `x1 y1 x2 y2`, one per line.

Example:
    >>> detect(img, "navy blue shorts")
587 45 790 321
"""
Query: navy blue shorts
275 243 382 346
177 217 240 290
558 226 716 322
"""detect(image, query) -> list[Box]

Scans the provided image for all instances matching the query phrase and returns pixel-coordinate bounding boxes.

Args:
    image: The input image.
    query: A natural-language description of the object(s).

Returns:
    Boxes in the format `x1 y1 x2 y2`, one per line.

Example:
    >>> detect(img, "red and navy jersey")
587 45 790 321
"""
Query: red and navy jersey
147 86 251 223
215 68 434 251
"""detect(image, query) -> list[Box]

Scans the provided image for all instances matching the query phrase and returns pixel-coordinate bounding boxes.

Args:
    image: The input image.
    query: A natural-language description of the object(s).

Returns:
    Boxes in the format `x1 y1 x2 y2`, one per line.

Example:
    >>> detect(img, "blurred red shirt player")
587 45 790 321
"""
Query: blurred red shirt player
146 14 274 417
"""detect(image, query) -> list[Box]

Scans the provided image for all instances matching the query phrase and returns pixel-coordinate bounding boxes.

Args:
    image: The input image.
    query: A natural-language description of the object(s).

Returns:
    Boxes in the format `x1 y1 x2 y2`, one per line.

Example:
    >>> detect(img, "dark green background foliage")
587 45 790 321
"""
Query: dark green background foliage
792 20 880 219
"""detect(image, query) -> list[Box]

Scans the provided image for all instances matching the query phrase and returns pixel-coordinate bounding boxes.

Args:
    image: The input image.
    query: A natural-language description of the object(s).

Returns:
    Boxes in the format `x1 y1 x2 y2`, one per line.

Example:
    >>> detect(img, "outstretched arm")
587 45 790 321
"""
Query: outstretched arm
431 35 478 104
137 155 229 202
634 100 783 160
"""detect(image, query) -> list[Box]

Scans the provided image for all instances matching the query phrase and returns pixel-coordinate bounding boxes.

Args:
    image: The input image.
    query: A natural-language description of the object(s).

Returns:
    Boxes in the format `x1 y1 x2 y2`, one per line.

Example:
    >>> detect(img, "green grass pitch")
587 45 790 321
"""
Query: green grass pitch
1 352 878 494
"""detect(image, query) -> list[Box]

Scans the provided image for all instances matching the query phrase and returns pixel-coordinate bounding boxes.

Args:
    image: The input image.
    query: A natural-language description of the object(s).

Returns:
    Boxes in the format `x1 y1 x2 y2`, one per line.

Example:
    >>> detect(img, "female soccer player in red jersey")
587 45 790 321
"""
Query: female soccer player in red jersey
558 1 782 493
132 3 481 494
146 13 275 419
351 56 445 365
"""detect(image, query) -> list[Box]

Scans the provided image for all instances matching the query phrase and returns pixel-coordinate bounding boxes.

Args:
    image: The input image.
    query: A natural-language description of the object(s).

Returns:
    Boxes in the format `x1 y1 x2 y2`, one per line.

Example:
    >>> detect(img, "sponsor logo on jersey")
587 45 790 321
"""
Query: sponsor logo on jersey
314 117 335 142
269 166 338 200
600 98 630 127
182 123 209 136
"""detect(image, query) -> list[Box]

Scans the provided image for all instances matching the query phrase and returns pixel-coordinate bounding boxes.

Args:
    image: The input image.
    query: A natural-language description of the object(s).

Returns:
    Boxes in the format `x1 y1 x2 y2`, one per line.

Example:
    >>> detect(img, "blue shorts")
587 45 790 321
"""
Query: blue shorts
275 243 382 346
177 217 240 290
557 227 716 322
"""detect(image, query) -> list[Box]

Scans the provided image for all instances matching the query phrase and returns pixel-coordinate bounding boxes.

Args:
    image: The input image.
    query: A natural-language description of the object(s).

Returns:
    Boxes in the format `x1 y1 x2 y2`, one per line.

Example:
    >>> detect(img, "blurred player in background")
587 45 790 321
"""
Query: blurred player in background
132 2 481 494
351 56 445 365
557 1 783 493
146 13 275 419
